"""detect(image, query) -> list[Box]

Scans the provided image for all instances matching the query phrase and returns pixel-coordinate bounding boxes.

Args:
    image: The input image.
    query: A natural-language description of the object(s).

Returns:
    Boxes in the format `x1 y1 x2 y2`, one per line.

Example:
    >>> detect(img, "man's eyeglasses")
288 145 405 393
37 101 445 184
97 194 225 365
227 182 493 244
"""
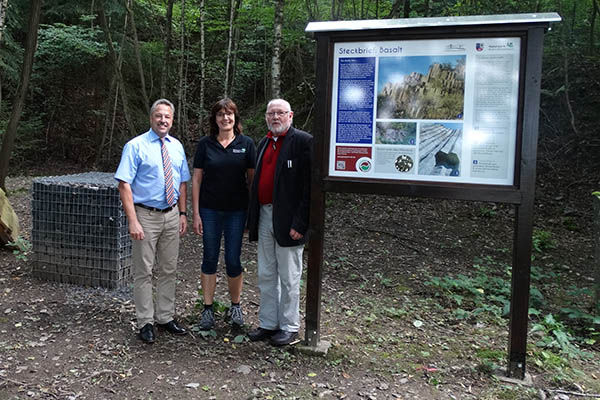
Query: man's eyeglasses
266 111 290 118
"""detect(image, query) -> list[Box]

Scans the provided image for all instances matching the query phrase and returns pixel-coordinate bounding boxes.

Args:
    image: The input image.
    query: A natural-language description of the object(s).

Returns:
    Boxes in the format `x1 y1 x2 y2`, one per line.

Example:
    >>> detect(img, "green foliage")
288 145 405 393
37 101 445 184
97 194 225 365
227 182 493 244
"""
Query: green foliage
425 257 546 320
35 23 108 75
0 114 46 166
478 206 497 218
531 314 592 359
532 230 556 253
7 237 32 262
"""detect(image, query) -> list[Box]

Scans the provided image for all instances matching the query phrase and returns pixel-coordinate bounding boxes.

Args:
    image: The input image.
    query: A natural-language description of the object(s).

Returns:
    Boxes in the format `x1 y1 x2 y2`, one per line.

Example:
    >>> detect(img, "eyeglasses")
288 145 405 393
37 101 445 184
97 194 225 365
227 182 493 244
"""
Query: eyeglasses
216 112 234 118
266 111 290 118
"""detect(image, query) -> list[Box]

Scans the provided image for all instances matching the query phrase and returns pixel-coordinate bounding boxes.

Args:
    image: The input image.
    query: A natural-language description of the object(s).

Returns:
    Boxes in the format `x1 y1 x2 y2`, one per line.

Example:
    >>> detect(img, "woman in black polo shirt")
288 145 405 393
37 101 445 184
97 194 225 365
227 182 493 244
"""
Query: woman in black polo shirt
192 98 256 330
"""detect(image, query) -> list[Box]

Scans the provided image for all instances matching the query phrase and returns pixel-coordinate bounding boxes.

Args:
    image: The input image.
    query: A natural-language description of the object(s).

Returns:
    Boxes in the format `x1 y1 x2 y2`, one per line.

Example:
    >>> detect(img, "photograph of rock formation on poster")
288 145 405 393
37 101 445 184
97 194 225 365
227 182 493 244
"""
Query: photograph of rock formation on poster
377 55 465 120
418 122 463 177
375 121 417 145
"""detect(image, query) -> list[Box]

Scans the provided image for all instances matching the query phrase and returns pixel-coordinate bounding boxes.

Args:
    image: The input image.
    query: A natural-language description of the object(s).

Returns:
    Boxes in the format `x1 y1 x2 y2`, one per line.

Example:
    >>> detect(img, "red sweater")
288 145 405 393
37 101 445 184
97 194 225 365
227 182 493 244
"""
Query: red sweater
258 131 286 205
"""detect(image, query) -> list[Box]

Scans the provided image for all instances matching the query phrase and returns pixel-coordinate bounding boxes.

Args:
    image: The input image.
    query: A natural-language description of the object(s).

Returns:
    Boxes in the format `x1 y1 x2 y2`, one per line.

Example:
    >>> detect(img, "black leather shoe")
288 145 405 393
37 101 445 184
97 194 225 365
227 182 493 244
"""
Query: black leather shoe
157 320 188 335
247 327 278 342
269 330 298 346
139 323 155 344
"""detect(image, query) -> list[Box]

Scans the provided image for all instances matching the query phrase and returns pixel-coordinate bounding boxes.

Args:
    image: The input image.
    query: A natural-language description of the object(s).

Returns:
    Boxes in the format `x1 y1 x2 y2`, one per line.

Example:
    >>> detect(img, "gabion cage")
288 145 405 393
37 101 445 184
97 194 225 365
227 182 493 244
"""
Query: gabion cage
31 172 132 288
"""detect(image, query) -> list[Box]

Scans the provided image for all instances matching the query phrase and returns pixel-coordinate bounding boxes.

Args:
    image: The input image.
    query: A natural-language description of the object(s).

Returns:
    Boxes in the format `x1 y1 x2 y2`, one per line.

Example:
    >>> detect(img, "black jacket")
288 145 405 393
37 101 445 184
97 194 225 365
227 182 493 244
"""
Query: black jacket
247 126 312 247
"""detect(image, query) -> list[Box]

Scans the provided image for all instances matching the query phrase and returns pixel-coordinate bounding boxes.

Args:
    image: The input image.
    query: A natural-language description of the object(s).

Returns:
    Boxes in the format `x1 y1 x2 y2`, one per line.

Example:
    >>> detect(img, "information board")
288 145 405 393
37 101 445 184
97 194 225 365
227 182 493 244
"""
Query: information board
329 37 521 186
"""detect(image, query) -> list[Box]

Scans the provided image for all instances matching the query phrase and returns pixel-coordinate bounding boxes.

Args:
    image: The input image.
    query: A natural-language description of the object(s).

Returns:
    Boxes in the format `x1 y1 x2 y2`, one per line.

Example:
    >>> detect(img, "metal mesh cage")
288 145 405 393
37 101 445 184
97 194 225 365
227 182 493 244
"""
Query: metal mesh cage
31 172 132 288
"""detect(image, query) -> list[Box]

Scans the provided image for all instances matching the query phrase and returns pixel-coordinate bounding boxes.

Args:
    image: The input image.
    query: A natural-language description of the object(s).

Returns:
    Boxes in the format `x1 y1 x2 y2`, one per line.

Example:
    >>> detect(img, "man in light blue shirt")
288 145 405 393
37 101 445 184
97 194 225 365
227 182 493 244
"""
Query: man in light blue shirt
115 98 191 344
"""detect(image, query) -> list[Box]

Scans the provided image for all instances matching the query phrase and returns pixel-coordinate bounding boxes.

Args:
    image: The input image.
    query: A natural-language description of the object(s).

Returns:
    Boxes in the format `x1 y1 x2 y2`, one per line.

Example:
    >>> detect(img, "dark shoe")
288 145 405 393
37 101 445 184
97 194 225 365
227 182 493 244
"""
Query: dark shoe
139 323 155 344
247 327 278 342
198 308 215 331
270 330 298 346
228 304 244 327
157 320 188 335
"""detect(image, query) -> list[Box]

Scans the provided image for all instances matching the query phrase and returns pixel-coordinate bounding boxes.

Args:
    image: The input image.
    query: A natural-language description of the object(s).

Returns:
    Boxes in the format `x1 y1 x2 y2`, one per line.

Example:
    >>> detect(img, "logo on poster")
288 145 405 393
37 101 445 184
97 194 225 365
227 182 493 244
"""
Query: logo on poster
445 44 465 52
476 43 484 52
356 157 372 173
336 160 346 170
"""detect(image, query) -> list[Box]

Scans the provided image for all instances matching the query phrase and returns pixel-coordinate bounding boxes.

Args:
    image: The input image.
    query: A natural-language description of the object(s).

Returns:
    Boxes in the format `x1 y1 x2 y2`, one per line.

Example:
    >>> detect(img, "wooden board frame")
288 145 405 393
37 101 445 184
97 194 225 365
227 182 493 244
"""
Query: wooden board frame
304 13 560 379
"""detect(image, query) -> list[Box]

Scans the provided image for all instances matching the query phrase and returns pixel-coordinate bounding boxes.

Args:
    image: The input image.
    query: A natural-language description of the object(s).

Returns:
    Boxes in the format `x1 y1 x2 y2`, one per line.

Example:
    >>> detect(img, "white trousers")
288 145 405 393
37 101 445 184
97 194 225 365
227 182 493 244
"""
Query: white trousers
257 204 304 332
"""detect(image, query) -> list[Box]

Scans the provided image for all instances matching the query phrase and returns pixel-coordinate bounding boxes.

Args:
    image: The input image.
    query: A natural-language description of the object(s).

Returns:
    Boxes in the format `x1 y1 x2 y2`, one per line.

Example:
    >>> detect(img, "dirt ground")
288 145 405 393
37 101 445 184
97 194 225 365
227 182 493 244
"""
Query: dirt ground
1 158 599 400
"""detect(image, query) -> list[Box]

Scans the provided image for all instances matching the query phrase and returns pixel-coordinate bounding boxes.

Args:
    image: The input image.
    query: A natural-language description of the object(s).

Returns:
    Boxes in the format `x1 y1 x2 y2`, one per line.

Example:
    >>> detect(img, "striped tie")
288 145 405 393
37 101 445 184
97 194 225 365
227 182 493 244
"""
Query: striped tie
160 137 176 207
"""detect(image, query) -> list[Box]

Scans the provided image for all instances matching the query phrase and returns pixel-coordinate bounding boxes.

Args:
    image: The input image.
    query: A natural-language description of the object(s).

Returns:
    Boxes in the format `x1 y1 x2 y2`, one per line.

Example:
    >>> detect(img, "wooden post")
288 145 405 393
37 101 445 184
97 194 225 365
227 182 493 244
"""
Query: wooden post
305 34 329 348
593 194 600 313
506 27 545 379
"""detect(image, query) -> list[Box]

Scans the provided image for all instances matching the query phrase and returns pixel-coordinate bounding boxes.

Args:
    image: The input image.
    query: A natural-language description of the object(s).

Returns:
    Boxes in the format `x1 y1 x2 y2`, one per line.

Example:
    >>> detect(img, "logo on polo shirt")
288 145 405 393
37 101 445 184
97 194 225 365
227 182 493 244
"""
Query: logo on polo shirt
232 148 246 153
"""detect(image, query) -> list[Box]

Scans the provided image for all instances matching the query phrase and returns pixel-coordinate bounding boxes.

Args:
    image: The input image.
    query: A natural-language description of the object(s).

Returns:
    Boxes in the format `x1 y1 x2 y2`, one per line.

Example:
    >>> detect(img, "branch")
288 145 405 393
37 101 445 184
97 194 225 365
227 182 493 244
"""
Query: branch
562 47 578 136
550 389 600 398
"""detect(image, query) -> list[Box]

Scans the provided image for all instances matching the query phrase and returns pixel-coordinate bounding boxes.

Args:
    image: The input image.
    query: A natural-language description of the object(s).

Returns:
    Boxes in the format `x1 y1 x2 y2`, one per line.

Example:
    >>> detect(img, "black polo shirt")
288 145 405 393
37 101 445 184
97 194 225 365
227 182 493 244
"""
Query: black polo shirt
193 134 256 211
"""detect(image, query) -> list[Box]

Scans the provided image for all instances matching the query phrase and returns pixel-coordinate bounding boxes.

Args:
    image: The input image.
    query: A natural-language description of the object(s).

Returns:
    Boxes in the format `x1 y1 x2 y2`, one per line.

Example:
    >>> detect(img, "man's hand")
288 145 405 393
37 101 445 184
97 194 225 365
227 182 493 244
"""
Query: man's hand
193 214 203 235
129 219 145 241
289 228 303 241
179 215 188 236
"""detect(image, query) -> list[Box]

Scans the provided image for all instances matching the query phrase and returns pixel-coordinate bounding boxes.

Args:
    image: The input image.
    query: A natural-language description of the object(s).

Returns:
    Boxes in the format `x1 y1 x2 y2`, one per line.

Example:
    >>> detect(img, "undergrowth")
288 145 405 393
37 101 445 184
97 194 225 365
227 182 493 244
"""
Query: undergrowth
424 248 599 372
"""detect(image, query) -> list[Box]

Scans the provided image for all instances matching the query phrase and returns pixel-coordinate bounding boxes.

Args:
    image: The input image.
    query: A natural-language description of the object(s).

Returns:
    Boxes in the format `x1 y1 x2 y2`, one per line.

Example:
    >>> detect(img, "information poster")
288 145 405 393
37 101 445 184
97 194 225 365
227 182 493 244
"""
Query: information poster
329 38 521 185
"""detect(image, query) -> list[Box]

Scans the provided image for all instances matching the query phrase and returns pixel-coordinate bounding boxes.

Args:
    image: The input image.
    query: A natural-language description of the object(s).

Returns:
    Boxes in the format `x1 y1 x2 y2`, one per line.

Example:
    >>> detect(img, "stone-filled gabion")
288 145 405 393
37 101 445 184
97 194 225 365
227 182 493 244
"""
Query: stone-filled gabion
31 172 132 288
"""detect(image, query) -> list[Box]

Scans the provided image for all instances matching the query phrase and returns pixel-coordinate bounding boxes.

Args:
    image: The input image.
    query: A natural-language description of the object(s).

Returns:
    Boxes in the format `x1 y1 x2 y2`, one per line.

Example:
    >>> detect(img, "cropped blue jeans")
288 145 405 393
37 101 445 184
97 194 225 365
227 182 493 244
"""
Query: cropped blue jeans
199 208 246 277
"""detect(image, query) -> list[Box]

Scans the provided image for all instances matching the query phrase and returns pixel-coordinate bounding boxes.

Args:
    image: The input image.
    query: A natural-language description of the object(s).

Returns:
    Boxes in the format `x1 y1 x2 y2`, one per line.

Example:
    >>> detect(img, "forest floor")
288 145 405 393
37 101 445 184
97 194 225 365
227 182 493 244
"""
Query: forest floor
1 155 599 400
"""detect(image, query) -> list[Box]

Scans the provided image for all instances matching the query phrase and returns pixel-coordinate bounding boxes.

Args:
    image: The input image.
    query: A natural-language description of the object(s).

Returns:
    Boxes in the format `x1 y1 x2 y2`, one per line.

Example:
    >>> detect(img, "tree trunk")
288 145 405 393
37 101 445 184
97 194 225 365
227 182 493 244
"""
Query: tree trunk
97 3 137 139
263 28 268 100
126 0 150 113
0 0 7 112
95 75 118 168
198 0 206 136
305 0 315 20
271 0 283 99
590 0 599 54
0 0 9 44
224 0 235 97
229 0 242 97
387 0 401 18
403 0 410 18
177 0 186 142
0 0 42 192
161 0 175 98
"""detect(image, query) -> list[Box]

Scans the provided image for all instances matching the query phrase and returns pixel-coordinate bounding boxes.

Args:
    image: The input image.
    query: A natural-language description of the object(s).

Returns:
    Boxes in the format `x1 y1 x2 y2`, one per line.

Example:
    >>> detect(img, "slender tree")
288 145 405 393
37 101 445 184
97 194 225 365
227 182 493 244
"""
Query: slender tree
0 0 9 44
198 0 206 135
591 0 599 53
97 2 137 139
271 0 283 99
161 0 175 98
0 0 7 113
0 0 42 191
224 0 235 97
177 0 187 143
126 0 150 113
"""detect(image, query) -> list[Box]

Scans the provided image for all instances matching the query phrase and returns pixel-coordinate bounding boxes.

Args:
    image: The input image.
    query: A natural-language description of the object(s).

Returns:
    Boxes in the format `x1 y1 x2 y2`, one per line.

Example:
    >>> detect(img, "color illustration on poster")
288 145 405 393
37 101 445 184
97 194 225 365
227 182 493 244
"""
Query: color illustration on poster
329 38 520 186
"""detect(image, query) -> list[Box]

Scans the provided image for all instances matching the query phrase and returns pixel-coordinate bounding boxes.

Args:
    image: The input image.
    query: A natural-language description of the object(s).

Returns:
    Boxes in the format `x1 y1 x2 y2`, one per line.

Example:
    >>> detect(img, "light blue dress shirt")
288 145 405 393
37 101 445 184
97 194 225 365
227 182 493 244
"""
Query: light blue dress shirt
115 129 191 209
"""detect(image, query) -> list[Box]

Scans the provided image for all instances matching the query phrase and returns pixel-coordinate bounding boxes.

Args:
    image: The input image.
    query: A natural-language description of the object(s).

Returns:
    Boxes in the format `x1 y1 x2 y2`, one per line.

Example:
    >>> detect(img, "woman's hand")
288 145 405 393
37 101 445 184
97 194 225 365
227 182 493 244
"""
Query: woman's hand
193 213 203 235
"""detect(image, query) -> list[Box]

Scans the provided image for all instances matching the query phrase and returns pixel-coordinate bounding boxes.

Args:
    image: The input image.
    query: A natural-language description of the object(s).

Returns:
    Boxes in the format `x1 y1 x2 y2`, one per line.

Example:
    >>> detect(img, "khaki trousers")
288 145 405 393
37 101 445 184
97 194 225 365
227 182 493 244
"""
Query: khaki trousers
132 205 180 328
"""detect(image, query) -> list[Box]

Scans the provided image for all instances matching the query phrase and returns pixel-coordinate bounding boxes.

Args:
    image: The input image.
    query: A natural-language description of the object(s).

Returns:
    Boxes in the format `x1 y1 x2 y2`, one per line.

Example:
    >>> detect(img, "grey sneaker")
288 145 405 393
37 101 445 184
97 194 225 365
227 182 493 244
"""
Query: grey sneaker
228 304 244 327
198 308 215 330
